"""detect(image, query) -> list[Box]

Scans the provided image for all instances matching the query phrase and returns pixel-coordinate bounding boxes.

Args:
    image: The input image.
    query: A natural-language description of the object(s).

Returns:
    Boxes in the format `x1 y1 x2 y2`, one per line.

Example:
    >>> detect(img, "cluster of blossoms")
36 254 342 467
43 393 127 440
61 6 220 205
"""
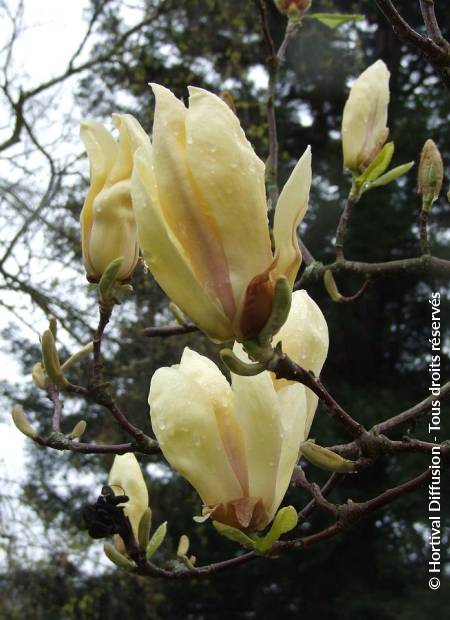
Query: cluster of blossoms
79 58 393 534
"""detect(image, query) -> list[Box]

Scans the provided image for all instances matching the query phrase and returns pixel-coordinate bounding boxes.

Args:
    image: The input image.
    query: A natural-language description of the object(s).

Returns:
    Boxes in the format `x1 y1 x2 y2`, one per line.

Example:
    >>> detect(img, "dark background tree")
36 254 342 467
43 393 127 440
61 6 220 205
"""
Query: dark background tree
1 0 449 617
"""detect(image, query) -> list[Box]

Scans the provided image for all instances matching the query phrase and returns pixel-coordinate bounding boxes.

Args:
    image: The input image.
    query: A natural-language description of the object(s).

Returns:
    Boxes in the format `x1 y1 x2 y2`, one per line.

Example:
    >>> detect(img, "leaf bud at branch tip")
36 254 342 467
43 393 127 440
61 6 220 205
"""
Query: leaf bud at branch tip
11 405 38 439
177 534 190 557
301 440 356 473
41 330 69 388
68 420 87 440
32 362 48 390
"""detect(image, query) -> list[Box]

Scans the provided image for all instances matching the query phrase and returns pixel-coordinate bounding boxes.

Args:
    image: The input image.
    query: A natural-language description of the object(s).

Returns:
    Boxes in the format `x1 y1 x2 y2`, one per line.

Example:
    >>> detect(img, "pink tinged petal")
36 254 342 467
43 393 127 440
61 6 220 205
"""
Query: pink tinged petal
185 86 273 305
178 348 249 496
150 83 236 321
273 146 312 288
132 147 234 341
270 383 308 520
149 366 243 506
231 371 282 515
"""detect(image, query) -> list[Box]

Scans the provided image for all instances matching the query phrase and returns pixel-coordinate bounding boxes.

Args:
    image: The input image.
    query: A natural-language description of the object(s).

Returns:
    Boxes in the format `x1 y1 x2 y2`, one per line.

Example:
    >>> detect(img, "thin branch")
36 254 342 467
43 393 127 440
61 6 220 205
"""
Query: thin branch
419 0 450 49
374 380 450 434
373 0 450 90
271 353 367 438
143 323 199 338
335 195 358 260
296 254 450 290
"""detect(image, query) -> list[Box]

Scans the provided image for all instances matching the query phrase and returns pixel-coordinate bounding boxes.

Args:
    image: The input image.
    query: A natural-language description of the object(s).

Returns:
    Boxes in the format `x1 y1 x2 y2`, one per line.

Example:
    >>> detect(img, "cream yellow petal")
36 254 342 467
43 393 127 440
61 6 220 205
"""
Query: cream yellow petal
150 84 236 320
273 146 312 287
231 371 281 513
274 290 329 435
185 86 273 303
149 366 243 506
108 453 149 540
132 147 233 341
108 113 151 185
342 60 390 171
179 348 249 495
275 290 329 376
80 121 119 276
269 383 308 520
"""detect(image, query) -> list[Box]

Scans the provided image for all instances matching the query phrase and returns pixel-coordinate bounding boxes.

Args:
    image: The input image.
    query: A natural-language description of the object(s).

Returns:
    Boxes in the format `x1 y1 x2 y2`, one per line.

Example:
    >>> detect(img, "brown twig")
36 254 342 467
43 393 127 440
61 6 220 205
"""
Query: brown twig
296 254 450 290
143 323 199 338
373 0 450 91
271 353 367 438
335 195 359 260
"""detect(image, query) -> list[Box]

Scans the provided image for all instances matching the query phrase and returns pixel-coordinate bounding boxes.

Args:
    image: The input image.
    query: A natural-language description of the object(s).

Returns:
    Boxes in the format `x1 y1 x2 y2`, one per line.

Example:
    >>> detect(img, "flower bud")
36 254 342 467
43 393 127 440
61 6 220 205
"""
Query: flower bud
274 0 312 19
80 114 150 283
418 139 443 210
342 60 390 173
11 405 38 439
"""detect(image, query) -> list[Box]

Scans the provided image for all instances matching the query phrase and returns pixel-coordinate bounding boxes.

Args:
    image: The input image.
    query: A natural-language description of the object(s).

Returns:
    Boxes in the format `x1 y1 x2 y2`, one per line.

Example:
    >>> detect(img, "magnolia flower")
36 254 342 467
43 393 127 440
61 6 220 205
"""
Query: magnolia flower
342 60 390 173
149 291 328 531
108 453 149 551
131 84 312 342
80 114 150 282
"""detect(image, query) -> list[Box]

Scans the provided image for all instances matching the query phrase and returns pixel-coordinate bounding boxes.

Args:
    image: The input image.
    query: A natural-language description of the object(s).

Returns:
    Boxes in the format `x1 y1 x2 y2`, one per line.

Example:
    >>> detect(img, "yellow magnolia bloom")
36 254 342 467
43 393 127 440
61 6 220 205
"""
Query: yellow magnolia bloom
108 453 149 551
149 293 327 531
342 60 390 173
149 348 307 530
80 114 150 282
131 84 312 342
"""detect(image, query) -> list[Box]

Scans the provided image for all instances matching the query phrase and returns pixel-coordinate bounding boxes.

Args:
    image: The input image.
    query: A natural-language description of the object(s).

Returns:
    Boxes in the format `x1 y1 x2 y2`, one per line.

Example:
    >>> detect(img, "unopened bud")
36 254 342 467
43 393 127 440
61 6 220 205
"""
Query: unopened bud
68 420 87 440
301 440 356 473
12 405 38 439
41 330 69 388
418 139 443 211
177 534 190 557
274 0 312 19
32 361 48 390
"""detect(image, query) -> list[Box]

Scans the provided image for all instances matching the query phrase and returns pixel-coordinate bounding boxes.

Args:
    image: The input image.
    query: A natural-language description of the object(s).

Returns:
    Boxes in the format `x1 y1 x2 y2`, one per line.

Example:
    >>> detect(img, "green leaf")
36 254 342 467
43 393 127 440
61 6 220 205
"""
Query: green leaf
103 543 135 571
306 13 364 29
145 521 167 559
369 161 415 188
356 142 395 188
98 256 124 304
254 506 298 553
138 507 152 549
212 521 256 550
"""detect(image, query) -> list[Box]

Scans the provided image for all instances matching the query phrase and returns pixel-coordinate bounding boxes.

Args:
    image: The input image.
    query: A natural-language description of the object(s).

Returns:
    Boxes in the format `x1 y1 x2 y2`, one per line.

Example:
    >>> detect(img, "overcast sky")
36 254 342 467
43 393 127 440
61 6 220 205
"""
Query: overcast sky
1 0 90 484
